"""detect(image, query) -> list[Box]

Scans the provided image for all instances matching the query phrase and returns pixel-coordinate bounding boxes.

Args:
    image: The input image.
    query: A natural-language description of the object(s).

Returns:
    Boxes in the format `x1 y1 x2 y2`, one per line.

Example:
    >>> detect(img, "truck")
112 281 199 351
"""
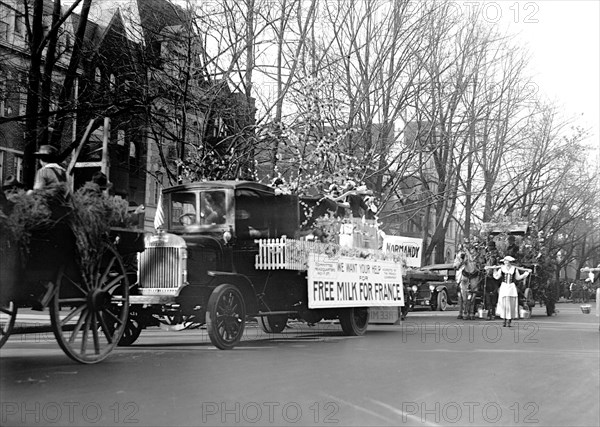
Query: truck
125 181 404 349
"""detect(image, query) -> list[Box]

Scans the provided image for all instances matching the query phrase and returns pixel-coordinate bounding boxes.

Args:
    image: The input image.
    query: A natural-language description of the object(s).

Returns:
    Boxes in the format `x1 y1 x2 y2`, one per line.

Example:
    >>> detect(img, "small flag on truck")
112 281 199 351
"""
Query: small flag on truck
154 191 164 230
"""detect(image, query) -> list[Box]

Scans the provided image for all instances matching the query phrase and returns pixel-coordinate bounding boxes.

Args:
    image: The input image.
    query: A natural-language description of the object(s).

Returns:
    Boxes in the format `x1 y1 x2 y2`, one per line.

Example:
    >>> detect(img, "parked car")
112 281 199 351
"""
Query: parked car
401 269 443 316
401 266 457 311
420 263 461 311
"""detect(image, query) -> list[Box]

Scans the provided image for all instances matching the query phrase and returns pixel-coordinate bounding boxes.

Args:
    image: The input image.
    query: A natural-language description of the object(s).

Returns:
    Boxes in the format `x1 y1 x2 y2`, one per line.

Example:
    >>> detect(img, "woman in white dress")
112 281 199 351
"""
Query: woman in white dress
485 256 531 327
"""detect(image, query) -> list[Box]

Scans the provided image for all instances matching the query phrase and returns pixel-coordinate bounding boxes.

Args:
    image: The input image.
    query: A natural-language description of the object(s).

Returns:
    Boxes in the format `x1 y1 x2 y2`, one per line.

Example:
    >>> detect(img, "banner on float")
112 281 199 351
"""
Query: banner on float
382 235 423 268
307 253 404 308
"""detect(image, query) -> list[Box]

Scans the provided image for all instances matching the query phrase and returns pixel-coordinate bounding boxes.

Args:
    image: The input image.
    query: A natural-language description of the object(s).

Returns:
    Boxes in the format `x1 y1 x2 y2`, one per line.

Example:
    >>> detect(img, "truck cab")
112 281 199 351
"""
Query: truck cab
164 181 299 240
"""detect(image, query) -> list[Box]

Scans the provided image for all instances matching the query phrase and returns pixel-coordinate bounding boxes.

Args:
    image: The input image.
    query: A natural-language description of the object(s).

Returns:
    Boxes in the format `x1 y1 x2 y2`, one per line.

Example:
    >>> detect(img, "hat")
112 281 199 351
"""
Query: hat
91 171 112 190
501 256 515 262
2 175 25 191
34 145 59 161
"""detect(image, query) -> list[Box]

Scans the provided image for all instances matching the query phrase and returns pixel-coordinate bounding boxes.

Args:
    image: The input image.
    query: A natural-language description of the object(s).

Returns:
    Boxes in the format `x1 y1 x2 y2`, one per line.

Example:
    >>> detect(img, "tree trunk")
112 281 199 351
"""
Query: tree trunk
23 0 45 188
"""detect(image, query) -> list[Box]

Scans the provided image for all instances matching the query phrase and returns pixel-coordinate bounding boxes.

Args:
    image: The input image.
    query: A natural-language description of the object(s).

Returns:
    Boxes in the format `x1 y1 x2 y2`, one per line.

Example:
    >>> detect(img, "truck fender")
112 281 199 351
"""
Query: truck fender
206 272 259 314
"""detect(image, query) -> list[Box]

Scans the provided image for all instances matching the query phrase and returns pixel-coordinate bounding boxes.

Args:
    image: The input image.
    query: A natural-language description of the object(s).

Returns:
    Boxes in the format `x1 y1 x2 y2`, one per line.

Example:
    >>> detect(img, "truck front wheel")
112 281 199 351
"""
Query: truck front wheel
339 307 369 336
206 284 246 350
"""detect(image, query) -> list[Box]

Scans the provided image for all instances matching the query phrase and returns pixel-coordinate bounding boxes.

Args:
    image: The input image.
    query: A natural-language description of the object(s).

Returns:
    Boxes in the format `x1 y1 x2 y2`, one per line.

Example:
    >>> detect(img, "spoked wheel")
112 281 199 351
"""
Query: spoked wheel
339 307 369 336
0 301 17 348
206 284 246 350
437 290 448 311
524 288 535 315
258 314 288 333
117 307 143 346
50 243 129 364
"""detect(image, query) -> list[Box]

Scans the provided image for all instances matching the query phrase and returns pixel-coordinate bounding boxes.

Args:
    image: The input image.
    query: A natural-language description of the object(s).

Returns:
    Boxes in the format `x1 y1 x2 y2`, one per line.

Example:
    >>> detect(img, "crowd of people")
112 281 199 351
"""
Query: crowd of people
566 276 600 303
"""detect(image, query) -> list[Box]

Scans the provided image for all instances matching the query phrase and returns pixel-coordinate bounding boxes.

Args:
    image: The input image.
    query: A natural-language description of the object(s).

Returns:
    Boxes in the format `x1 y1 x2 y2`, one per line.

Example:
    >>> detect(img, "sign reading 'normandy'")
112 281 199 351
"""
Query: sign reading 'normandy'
382 235 423 268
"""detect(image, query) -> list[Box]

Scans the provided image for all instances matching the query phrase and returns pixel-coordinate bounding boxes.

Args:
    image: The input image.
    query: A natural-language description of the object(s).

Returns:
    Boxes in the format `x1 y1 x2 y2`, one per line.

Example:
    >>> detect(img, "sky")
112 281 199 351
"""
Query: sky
71 0 600 159
494 0 600 158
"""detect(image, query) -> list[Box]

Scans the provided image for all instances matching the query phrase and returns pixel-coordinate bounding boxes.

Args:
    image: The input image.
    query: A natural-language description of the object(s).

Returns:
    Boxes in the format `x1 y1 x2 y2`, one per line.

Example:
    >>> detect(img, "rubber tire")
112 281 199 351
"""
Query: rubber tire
118 308 143 346
258 314 287 333
339 307 369 336
206 284 246 350
437 290 448 311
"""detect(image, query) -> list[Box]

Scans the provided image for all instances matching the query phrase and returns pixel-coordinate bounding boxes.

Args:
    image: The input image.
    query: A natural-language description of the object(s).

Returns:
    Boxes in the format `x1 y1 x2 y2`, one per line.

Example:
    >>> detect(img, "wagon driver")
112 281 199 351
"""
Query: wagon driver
30 145 67 194
485 256 530 327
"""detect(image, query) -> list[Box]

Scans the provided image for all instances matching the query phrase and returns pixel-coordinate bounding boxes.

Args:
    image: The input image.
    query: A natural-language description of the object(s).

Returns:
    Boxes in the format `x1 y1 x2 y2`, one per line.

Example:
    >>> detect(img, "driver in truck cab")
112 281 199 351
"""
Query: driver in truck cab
202 192 226 224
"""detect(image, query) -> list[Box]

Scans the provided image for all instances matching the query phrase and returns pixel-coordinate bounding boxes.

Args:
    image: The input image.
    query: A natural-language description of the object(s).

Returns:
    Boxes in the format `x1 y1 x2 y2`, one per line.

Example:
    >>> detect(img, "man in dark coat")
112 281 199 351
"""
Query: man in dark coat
484 240 500 319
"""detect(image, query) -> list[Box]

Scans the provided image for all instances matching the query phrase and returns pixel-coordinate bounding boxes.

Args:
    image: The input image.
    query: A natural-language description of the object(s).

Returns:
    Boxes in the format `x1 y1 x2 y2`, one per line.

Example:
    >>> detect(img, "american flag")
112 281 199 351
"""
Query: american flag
154 191 164 230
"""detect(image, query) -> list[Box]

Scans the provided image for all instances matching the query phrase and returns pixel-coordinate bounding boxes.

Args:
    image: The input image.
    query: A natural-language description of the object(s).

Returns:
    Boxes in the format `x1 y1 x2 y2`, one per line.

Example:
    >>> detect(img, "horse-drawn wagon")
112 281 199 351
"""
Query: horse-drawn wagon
0 188 145 363
453 220 540 320
124 181 405 349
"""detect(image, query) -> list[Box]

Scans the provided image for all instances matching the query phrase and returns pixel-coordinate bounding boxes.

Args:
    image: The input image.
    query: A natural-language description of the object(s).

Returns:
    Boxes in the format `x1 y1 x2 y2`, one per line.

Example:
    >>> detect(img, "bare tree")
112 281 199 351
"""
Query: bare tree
1 0 91 187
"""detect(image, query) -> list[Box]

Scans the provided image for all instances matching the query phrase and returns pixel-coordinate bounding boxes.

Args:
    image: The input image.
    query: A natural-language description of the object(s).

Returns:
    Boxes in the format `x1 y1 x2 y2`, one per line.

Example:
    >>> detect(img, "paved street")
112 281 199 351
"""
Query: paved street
1 302 598 427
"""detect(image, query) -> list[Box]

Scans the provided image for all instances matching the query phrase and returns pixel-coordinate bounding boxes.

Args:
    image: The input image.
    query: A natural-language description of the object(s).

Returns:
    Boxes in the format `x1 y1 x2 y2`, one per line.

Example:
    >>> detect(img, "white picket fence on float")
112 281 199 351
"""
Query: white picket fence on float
254 234 400 271
254 236 319 270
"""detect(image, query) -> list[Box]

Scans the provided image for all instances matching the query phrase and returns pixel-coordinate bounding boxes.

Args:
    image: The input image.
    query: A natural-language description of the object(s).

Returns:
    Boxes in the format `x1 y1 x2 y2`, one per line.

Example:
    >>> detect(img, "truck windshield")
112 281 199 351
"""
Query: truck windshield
169 190 228 228
171 193 197 226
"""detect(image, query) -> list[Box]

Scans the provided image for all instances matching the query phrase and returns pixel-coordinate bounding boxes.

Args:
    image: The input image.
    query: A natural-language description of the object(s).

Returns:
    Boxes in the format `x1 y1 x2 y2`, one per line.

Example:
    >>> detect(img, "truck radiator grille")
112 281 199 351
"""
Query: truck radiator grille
138 247 183 290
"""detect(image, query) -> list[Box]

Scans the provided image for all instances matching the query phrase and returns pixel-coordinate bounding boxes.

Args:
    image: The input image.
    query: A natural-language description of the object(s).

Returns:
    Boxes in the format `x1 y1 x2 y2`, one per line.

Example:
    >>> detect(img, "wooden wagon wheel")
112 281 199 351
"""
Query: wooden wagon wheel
50 243 129 364
0 301 17 348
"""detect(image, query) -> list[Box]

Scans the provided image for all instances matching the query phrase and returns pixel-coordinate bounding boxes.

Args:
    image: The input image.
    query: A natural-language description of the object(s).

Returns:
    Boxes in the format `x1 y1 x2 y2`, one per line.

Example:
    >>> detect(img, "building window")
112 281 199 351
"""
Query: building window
18 72 27 116
49 82 61 112
0 151 24 184
14 155 23 183
18 91 26 117
14 13 26 39
0 79 6 117
129 141 137 159
0 11 9 41
117 130 126 146
42 15 52 38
